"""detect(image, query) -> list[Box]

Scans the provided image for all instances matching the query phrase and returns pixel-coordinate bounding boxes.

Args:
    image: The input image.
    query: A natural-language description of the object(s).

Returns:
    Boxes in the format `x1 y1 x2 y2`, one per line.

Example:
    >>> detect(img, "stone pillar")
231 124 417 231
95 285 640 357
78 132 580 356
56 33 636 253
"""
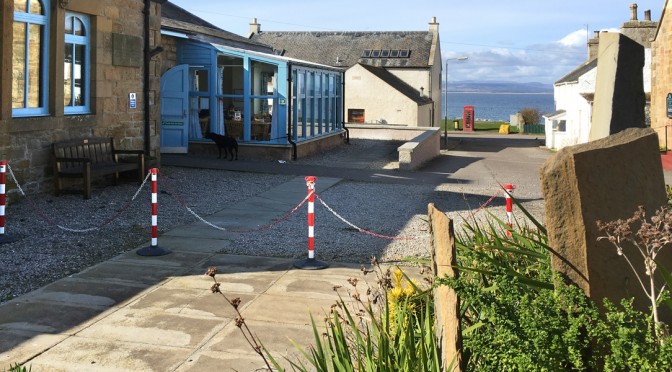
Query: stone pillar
429 203 462 371
589 33 645 141
540 128 670 320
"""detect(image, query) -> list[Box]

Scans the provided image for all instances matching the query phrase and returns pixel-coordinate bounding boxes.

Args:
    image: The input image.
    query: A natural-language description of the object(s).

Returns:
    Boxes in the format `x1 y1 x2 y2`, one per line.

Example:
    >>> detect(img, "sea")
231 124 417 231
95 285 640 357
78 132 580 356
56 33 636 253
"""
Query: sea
443 92 555 122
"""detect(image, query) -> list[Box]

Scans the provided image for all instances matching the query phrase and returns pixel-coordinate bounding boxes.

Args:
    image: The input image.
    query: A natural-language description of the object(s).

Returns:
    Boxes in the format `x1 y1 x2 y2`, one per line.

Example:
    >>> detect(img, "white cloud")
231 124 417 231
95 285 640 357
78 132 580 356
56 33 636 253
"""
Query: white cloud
559 29 588 47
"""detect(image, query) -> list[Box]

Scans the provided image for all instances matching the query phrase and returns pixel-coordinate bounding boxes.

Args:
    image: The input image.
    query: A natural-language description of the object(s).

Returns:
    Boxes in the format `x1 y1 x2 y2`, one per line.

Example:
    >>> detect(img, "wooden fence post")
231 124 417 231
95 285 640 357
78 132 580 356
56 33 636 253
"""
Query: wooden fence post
428 203 462 371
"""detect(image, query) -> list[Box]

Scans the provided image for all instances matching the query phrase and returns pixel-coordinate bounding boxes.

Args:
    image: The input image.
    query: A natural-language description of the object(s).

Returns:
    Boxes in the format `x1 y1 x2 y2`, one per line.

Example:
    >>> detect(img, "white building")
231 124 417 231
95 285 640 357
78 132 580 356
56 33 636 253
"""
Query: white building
545 4 656 150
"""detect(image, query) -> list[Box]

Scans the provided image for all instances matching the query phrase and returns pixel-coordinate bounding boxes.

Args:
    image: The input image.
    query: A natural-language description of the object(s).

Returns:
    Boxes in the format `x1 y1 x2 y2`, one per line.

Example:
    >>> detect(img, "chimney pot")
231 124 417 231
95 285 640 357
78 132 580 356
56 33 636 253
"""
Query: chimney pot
645 9 651 21
594 30 600 38
431 16 437 23
630 3 638 21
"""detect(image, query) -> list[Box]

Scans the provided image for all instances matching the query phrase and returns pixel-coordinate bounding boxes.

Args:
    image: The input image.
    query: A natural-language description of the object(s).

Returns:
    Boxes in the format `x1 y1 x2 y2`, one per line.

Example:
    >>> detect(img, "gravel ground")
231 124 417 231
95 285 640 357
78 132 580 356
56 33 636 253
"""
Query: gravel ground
0 139 546 304
0 168 294 304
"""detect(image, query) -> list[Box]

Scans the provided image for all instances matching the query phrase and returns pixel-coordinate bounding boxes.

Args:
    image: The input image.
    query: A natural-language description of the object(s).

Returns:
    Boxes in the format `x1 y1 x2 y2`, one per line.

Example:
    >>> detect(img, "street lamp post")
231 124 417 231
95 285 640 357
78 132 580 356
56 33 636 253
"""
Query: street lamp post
444 57 468 146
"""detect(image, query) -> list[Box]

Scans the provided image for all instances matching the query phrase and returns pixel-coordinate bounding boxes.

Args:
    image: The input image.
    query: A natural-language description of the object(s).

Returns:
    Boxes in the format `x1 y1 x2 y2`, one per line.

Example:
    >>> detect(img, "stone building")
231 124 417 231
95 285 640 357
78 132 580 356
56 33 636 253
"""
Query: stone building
651 0 672 149
1 0 165 193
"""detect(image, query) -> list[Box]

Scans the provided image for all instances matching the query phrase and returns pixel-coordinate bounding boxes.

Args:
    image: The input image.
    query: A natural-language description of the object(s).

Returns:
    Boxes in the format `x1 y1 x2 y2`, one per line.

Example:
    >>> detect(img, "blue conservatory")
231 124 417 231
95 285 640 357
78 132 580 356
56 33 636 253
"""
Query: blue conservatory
160 40 344 159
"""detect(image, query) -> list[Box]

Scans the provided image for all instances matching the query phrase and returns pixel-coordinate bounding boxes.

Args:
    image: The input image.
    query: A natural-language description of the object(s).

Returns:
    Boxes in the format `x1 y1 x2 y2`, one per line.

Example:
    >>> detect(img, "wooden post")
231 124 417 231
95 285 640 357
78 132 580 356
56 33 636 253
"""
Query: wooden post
428 203 462 371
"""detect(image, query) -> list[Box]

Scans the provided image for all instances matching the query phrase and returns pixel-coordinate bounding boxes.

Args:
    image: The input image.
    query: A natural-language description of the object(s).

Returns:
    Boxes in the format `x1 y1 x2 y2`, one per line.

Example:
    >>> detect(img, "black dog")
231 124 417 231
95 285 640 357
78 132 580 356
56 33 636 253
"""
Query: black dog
204 131 238 160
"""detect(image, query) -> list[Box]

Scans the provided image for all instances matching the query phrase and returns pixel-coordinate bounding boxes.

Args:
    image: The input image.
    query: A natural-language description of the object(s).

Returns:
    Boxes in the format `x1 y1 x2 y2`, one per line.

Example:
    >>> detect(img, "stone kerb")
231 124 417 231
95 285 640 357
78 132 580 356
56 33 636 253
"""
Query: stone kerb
540 127 670 318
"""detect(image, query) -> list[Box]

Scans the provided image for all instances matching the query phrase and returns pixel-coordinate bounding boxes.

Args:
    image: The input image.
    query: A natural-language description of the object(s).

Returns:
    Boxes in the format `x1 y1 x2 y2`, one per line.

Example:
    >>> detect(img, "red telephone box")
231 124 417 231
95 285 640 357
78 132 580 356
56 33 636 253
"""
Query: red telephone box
463 106 475 132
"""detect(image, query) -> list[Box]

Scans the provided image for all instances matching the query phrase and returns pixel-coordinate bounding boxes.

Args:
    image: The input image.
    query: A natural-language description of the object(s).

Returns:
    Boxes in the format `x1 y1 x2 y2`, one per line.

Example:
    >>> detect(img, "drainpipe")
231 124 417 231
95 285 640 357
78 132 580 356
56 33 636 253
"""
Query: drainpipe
143 0 151 155
341 72 349 143
287 63 297 160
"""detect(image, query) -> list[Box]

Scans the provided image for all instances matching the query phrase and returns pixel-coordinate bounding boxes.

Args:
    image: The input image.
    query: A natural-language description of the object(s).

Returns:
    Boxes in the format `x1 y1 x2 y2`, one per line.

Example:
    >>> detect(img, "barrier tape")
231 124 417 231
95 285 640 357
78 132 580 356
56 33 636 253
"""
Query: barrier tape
467 189 502 217
158 172 311 233
7 164 151 233
314 194 415 240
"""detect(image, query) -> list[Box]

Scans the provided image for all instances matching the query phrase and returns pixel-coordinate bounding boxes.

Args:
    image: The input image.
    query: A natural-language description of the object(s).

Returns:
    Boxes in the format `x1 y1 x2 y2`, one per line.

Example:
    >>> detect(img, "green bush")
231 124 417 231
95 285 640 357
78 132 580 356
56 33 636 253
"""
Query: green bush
519 107 541 124
277 199 672 370
436 207 672 370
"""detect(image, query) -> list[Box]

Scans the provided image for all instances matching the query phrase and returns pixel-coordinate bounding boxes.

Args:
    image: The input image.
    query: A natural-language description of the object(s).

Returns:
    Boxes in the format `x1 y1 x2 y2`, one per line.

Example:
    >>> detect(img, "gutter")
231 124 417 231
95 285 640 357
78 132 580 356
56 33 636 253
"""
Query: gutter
143 1 165 156
287 63 297 160
342 73 349 143
143 0 151 155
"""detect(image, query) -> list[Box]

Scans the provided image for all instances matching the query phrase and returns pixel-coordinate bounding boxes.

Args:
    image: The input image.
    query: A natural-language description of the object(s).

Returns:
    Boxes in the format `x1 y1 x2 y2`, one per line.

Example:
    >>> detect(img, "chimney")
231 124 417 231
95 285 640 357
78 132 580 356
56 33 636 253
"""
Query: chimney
644 9 651 21
588 30 600 60
429 16 439 33
248 18 261 38
630 3 638 21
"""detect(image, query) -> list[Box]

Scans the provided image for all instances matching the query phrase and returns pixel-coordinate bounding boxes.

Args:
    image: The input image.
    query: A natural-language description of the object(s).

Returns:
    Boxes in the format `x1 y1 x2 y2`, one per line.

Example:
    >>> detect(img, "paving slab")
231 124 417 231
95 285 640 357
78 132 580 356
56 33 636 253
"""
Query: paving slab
20 278 147 308
26 337 192 371
0 299 107 335
241 293 339 325
75 307 226 348
0 331 67 366
126 285 257 319
173 350 282 372
145 236 236 254
198 254 295 274
164 270 286 294
205 319 317 362
74 261 178 286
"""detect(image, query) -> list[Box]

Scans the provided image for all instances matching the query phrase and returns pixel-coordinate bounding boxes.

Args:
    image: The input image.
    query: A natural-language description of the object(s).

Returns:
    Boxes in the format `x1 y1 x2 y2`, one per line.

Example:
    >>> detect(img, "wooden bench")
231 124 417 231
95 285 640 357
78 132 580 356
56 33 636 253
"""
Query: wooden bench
52 137 145 199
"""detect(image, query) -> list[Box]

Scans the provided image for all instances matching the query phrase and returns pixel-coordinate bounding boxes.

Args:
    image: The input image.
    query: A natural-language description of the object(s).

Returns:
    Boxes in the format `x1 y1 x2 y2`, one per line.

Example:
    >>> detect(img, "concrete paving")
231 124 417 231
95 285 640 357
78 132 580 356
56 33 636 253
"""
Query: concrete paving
1 131 670 371
0 172 379 371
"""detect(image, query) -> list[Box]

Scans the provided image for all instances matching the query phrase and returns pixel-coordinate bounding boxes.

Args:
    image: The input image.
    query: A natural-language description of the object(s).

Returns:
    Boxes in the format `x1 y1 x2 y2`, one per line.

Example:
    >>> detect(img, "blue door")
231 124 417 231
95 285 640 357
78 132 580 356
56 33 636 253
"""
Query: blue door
160 64 189 153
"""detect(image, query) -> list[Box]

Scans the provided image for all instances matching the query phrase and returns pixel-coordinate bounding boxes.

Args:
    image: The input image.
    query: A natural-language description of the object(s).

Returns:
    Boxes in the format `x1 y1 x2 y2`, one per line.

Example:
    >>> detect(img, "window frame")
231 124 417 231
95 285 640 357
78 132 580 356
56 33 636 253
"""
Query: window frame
12 0 50 117
64 12 91 115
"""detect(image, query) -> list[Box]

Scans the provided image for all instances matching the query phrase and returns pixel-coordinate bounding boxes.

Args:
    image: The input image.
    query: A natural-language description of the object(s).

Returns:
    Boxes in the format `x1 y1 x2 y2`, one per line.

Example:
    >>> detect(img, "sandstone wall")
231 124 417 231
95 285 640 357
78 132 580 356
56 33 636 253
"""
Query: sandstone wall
651 1 672 149
0 0 163 194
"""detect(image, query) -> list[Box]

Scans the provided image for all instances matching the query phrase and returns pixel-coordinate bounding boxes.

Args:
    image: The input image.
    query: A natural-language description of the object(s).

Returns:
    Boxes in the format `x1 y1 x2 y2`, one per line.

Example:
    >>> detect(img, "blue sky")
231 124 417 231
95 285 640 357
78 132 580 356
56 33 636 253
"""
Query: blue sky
167 0 664 85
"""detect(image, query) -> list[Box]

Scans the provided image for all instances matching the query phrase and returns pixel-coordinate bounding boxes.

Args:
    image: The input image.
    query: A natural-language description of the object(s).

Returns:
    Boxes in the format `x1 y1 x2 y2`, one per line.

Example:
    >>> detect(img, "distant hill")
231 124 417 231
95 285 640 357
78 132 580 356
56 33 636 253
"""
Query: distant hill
446 81 553 94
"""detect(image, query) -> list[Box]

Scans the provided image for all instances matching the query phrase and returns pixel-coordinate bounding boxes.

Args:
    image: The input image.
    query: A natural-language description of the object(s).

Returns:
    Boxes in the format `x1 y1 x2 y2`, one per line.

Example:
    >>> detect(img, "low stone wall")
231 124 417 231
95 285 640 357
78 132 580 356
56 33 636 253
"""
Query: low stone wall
347 125 441 170
188 131 346 161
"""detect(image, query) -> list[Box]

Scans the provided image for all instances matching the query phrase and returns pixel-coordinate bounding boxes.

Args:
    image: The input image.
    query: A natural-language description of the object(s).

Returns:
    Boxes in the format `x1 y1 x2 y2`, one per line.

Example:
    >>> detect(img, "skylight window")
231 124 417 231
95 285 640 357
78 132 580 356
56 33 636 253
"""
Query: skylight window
380 49 390 58
390 50 399 58
371 50 381 58
399 49 410 58
361 50 371 58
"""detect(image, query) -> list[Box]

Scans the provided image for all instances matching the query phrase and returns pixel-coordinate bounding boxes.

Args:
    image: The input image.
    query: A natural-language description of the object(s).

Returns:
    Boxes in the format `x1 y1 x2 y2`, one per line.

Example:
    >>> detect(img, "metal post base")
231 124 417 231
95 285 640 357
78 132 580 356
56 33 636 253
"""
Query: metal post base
136 245 172 256
293 258 329 270
0 234 19 244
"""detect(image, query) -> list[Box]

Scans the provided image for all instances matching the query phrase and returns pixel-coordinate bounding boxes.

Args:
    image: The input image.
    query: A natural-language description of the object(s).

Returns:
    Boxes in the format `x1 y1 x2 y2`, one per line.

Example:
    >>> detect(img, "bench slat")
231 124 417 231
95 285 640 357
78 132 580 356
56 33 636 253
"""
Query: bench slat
52 137 144 199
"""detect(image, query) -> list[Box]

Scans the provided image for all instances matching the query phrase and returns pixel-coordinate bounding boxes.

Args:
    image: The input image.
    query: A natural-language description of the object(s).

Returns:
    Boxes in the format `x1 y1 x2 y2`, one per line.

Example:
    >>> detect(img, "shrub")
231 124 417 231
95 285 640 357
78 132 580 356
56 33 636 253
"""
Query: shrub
278 197 672 370
436 205 672 370
519 107 541 124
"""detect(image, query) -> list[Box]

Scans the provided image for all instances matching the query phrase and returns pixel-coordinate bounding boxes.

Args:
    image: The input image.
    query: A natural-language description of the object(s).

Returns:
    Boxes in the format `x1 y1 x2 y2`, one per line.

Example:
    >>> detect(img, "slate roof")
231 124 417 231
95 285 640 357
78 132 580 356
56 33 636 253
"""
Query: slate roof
543 109 566 119
251 31 435 68
555 58 598 85
357 64 432 105
161 2 272 52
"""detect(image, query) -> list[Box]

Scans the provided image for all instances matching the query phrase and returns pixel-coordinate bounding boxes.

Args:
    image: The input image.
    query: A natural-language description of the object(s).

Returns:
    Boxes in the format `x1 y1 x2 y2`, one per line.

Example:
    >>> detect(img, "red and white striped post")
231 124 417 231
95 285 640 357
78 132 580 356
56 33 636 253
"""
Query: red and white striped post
505 183 514 237
0 161 16 244
137 168 171 256
294 176 328 270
